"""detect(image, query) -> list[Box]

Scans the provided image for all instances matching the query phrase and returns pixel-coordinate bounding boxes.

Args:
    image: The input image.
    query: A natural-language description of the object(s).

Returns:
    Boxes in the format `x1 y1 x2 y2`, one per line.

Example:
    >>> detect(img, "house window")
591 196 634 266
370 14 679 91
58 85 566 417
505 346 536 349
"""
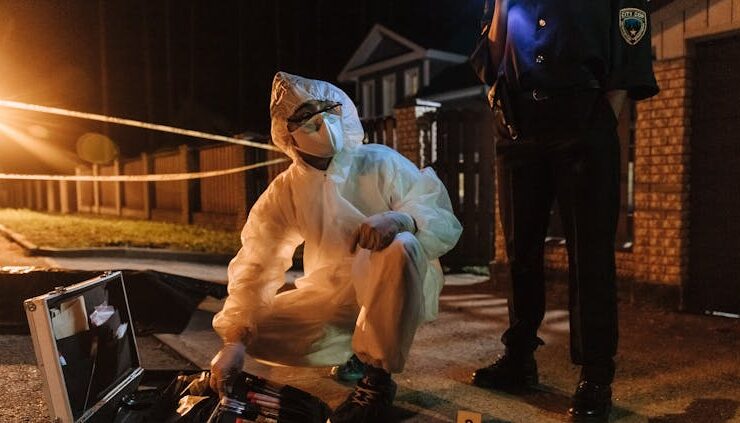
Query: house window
546 100 635 249
404 68 419 97
382 74 396 116
362 80 375 118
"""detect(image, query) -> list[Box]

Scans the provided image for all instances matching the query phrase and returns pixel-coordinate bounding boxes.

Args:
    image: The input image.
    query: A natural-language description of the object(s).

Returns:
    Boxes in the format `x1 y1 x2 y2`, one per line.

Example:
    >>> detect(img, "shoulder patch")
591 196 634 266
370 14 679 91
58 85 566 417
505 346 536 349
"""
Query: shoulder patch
619 8 647 45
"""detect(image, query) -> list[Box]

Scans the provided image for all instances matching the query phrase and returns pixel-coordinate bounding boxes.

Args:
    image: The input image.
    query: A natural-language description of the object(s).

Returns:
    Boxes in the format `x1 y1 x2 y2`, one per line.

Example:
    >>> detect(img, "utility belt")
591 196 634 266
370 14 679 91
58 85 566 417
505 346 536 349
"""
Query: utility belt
494 79 603 140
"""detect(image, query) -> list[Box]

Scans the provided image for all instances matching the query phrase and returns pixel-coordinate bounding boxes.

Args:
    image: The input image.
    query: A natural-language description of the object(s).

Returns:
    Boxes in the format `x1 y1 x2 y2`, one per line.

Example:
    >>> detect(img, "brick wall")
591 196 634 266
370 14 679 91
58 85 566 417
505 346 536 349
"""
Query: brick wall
542 245 635 280
394 99 440 167
494 57 692 287
632 58 691 286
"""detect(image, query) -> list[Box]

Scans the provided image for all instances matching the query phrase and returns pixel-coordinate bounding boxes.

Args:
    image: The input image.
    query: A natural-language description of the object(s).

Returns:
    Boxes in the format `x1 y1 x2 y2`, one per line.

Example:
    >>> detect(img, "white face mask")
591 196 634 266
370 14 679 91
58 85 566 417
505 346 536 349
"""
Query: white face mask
290 112 344 158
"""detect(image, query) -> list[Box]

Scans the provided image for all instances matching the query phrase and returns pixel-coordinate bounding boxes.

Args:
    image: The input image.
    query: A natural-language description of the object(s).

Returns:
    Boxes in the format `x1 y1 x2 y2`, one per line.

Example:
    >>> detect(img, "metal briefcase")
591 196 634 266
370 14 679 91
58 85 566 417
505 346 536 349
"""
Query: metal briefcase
25 271 152 422
25 271 333 423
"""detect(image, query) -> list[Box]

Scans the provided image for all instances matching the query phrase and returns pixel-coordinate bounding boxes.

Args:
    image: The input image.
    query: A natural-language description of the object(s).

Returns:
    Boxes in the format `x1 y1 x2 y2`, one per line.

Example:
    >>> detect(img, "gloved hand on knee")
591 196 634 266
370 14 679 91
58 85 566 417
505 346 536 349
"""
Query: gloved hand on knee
209 341 246 397
352 211 416 252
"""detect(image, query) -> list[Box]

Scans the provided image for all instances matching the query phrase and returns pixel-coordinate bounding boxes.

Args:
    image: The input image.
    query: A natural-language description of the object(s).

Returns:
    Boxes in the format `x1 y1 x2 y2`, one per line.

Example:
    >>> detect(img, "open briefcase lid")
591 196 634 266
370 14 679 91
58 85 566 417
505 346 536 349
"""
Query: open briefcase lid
24 271 143 423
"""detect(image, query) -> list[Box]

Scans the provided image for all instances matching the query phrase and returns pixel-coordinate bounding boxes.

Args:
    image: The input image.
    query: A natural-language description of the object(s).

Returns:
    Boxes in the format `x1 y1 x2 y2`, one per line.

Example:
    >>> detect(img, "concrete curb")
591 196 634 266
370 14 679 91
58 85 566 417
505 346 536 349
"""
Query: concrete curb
0 223 37 250
0 224 233 264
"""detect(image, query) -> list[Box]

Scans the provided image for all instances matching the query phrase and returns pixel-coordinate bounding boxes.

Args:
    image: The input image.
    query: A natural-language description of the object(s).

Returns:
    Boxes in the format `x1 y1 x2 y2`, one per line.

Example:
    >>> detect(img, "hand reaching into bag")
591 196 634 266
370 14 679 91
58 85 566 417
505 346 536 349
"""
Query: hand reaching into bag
351 211 416 253
209 342 245 397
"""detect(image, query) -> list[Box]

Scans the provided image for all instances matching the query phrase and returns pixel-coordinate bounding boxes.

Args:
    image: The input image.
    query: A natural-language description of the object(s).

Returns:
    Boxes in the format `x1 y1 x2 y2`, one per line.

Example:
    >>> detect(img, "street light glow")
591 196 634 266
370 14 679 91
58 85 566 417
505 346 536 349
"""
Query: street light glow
0 121 78 170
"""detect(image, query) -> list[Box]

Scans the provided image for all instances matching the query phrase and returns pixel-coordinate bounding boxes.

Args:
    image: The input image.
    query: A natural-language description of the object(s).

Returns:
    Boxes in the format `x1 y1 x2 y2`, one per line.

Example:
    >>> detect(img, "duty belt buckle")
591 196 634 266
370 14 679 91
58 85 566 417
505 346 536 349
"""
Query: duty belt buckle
531 89 549 101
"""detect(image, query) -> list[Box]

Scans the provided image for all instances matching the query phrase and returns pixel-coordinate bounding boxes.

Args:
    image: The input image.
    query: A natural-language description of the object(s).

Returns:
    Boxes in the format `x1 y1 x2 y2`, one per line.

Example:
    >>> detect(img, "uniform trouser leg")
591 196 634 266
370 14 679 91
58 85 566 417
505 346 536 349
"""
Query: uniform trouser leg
496 97 620 380
553 101 620 384
351 232 427 373
496 144 556 354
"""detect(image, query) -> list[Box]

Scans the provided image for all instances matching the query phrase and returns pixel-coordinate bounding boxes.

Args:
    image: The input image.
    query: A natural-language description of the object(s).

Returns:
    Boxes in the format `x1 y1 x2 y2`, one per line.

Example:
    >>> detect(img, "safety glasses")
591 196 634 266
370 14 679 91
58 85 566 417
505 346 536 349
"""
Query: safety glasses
287 102 342 133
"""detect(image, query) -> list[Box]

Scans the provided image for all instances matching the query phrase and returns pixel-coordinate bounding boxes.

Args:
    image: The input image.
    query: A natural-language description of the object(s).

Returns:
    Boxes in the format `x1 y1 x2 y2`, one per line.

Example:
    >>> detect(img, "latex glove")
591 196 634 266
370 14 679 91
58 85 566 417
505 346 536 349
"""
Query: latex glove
209 342 245 397
351 211 416 253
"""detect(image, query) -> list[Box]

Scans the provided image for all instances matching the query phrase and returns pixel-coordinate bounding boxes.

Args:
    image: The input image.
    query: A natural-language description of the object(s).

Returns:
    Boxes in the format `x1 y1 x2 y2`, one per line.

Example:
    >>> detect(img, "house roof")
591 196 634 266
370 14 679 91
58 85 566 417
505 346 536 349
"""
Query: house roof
337 24 469 82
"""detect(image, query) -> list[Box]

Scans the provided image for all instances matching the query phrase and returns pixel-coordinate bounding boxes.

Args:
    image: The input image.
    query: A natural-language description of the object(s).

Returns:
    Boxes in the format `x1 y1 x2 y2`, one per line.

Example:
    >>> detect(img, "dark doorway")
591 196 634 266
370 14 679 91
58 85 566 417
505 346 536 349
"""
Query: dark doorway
687 35 740 316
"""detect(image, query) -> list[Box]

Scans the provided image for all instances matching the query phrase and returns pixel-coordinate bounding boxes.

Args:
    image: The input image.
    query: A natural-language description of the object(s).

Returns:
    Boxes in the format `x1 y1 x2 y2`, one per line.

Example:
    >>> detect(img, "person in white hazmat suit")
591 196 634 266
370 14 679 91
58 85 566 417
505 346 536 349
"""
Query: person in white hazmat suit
210 72 462 422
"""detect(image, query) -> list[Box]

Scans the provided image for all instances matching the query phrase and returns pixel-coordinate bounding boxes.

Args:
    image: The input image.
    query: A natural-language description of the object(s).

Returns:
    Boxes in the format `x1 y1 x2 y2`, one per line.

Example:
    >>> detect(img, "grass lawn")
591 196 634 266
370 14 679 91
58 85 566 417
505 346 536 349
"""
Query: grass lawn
0 208 241 254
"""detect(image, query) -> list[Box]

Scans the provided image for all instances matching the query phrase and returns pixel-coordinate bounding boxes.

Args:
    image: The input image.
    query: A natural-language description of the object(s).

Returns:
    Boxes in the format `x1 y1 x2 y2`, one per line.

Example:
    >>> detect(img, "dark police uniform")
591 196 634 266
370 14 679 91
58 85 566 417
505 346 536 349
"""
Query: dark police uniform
485 0 658 384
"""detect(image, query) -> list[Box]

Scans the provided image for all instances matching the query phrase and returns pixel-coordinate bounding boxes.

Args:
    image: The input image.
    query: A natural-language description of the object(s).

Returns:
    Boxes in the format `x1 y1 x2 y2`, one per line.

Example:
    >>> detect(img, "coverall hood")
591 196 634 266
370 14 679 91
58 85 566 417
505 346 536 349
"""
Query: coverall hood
270 72 365 161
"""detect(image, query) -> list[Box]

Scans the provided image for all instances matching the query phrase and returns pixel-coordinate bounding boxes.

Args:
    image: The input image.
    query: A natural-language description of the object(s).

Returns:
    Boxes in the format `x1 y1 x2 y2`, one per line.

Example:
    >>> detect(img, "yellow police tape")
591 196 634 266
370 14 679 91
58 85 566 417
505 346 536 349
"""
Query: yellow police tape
0 99 282 152
0 158 289 182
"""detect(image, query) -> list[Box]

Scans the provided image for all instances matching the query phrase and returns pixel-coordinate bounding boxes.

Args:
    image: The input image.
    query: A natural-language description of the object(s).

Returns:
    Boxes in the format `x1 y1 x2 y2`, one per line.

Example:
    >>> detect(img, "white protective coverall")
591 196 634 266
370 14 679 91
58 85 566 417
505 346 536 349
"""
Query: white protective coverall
212 72 462 373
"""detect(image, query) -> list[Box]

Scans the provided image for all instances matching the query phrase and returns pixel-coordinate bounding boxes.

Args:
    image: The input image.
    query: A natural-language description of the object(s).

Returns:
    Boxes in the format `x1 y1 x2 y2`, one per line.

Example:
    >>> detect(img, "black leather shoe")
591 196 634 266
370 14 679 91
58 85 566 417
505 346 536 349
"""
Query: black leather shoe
568 380 612 422
471 354 538 391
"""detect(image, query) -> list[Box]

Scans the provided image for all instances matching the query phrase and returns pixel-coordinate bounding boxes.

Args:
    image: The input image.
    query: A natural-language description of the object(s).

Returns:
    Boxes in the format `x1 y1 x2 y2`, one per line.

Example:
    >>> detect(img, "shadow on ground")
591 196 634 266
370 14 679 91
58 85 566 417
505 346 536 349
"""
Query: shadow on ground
648 398 739 423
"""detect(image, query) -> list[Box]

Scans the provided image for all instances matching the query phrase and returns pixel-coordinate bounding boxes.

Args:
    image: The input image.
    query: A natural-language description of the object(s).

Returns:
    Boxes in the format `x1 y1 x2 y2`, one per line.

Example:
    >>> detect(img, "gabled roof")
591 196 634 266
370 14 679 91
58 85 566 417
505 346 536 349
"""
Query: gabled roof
338 24 468 82
340 24 424 74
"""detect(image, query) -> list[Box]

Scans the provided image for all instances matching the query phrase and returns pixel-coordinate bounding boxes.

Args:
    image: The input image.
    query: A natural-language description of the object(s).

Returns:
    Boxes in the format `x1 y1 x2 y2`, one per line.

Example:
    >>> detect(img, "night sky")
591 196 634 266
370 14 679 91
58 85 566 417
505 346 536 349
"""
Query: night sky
0 0 484 172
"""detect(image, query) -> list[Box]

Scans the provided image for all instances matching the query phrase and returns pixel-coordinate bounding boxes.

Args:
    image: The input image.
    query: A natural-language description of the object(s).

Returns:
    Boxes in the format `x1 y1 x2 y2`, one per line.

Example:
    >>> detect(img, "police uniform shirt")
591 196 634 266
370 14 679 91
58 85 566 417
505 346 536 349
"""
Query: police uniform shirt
487 0 659 100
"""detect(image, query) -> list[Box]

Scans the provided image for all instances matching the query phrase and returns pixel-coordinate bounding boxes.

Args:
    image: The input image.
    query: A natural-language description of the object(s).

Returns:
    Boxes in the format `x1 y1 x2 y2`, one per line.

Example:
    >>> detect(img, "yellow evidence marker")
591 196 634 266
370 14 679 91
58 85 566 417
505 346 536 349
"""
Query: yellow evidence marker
456 409 483 423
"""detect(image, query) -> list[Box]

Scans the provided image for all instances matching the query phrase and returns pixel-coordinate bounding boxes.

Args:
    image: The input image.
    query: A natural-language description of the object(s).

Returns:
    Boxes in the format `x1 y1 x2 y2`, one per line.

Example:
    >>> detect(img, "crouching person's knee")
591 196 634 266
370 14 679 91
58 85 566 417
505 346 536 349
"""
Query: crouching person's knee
354 231 427 300
387 231 424 263
385 232 427 297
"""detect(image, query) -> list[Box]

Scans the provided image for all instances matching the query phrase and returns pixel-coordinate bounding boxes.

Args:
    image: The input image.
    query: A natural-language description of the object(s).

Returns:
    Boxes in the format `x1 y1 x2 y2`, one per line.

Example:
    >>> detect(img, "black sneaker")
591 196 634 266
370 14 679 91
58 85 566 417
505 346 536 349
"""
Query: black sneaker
568 380 612 422
329 376 397 423
471 353 539 391
330 354 367 383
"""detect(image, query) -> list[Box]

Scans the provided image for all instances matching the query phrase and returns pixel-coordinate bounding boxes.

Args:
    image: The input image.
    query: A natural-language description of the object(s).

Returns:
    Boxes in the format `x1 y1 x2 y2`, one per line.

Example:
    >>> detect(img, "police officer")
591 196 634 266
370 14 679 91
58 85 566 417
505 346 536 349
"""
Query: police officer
471 0 658 421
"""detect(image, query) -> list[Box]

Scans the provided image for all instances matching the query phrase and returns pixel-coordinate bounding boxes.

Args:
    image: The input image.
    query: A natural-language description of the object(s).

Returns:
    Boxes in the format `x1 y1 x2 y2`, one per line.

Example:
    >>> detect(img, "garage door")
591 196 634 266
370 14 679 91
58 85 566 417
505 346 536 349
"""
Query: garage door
688 35 740 316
